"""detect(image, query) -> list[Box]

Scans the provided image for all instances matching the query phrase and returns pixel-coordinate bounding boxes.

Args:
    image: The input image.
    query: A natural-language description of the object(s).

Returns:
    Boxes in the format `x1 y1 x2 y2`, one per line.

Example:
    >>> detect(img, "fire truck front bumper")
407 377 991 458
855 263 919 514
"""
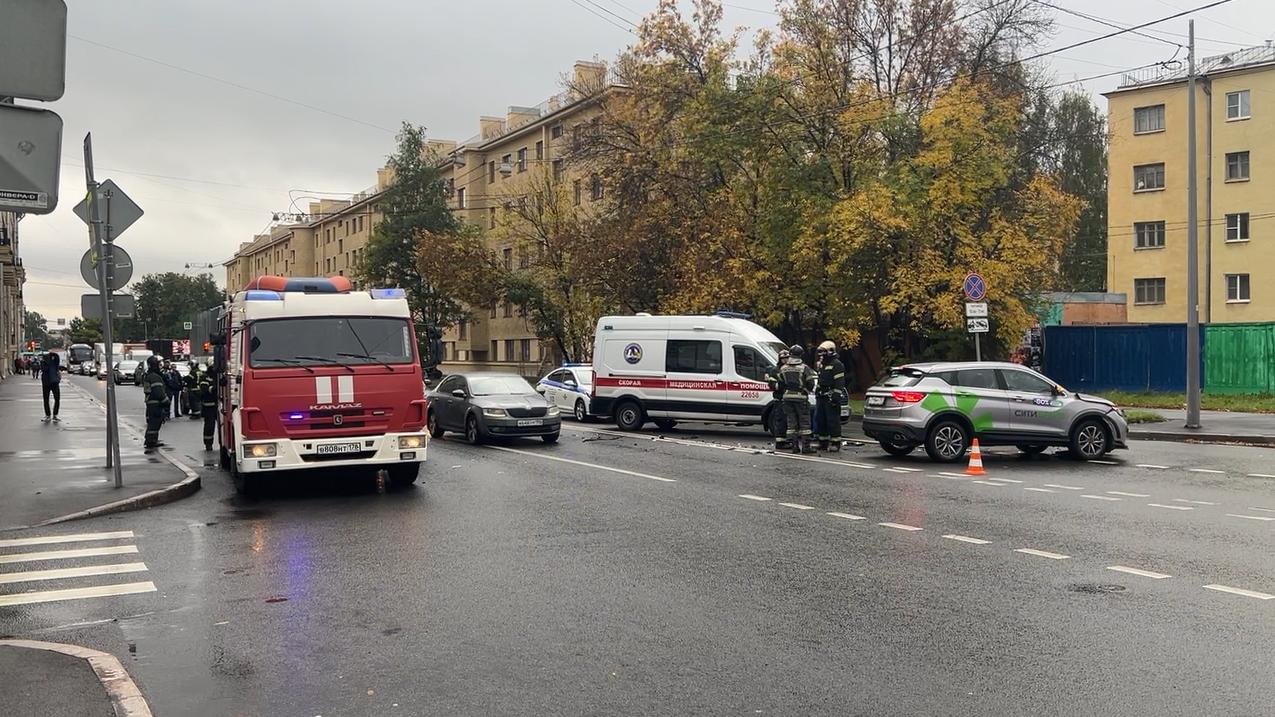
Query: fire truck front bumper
238 432 429 473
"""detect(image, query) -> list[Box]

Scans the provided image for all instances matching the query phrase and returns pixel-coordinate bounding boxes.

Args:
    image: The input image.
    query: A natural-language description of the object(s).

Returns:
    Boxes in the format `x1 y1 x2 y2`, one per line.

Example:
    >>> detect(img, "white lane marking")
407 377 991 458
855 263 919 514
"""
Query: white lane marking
943 534 991 545
1107 491 1150 498
486 445 676 482
738 494 772 502
878 522 923 532
1045 484 1085 490
0 545 138 565
970 481 1003 487
778 502 815 510
1136 464 1169 469
1148 503 1193 511
1249 507 1275 513
941 475 970 481
826 512 866 521
1188 468 1226 474
882 468 913 474
1023 487 1056 493
986 477 1023 484
1081 494 1121 501
1015 548 1070 560
1107 565 1171 579
939 472 968 478
889 466 924 473
1247 474 1275 479
0 581 157 607
1090 459 1120 465
1203 584 1275 601
0 562 148 585
0 531 135 549
1227 513 1275 522
1172 498 1218 506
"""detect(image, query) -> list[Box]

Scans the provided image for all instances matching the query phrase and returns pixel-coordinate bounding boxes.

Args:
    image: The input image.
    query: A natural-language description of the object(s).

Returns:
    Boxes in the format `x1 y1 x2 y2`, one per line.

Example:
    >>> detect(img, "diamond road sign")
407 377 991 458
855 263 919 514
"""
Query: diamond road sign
0 104 62 214
73 179 144 240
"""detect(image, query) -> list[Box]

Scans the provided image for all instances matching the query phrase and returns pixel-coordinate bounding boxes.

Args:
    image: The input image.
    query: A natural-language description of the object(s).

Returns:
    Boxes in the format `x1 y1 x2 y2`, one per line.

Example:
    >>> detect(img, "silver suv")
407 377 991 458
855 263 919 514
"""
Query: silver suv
861 362 1129 462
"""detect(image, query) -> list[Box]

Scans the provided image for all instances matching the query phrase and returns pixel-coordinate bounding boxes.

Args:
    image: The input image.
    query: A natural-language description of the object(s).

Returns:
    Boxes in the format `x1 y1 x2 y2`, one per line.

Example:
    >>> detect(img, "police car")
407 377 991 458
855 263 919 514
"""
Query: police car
536 364 595 421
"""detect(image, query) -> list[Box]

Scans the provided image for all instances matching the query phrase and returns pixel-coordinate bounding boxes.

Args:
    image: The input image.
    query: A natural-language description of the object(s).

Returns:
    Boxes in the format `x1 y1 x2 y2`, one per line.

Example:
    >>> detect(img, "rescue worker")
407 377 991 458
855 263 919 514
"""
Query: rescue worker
163 361 184 418
197 365 218 450
764 349 791 450
814 340 848 452
184 362 201 420
778 344 817 454
141 356 168 452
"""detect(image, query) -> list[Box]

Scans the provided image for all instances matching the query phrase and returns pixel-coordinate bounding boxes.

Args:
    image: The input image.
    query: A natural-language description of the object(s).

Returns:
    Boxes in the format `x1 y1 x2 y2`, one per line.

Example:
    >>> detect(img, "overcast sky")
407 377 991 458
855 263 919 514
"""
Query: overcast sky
17 0 1274 320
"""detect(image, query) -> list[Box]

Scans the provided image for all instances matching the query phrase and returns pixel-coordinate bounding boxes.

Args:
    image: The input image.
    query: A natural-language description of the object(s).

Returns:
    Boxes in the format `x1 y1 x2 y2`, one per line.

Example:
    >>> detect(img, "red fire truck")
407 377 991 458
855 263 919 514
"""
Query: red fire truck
212 276 429 494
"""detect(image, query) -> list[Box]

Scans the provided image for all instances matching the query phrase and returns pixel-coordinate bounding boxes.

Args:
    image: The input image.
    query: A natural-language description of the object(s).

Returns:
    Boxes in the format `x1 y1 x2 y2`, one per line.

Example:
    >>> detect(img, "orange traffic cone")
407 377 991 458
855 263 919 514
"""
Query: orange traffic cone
964 438 986 477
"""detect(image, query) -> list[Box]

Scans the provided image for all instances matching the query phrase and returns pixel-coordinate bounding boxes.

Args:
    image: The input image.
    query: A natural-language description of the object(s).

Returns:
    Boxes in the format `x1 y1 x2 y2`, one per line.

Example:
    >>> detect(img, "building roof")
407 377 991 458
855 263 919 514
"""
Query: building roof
1107 43 1275 95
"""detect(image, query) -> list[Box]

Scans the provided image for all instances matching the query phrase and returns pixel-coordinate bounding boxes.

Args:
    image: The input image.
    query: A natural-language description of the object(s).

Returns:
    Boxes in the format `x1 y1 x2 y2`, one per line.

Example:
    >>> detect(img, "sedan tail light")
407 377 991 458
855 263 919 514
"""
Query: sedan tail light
891 390 926 403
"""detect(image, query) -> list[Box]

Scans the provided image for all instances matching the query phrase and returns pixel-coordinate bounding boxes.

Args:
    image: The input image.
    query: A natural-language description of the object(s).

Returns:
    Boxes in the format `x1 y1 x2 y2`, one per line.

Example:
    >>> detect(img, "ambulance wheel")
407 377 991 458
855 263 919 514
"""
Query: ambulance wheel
653 419 677 432
614 400 645 431
924 419 969 463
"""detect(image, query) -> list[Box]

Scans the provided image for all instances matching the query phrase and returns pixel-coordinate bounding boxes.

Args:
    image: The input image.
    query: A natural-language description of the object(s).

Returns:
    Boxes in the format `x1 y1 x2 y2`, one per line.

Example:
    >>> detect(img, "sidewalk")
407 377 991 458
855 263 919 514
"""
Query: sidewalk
1131 408 1275 445
0 375 199 531
0 640 152 717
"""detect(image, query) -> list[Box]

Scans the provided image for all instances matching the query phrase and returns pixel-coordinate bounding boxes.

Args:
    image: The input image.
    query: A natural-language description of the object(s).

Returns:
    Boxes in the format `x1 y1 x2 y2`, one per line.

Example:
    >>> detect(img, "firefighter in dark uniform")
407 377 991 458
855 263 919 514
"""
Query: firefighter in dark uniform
814 340 848 452
198 365 218 451
764 348 791 450
141 356 168 452
778 344 817 455
184 362 201 420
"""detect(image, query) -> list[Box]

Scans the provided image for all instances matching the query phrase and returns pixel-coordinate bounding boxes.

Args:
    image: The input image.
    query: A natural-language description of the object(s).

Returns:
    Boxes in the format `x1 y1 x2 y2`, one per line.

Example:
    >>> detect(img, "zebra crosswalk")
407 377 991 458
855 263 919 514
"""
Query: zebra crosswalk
0 529 156 608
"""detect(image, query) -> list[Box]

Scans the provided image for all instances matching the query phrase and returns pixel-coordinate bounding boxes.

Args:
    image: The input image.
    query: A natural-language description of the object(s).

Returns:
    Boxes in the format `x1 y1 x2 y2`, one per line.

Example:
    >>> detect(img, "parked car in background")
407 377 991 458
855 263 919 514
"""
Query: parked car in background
860 361 1130 463
427 373 560 445
114 360 141 385
536 364 594 421
79 361 95 376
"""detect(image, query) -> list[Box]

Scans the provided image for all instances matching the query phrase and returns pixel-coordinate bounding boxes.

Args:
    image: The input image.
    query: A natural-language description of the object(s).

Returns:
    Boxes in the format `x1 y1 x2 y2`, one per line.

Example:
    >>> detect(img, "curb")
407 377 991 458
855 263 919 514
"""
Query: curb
1130 429 1275 447
0 639 154 717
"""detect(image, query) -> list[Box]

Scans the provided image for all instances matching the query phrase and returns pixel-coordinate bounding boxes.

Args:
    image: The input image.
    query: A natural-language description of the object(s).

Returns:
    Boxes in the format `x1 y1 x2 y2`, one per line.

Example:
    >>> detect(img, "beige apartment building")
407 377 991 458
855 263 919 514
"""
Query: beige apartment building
1106 45 1275 323
0 211 26 377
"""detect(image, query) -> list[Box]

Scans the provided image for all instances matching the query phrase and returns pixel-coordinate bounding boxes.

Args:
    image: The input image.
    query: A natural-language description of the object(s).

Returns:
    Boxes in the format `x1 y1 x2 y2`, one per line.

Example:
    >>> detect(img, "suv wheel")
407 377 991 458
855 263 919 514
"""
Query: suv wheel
1017 444 1047 456
1068 419 1108 460
615 400 645 431
925 419 969 463
879 439 916 457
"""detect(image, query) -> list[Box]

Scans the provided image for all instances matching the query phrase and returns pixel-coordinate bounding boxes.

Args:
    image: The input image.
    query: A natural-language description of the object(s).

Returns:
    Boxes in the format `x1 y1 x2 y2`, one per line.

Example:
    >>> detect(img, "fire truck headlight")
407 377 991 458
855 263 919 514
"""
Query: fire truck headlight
247 443 277 458
398 435 426 449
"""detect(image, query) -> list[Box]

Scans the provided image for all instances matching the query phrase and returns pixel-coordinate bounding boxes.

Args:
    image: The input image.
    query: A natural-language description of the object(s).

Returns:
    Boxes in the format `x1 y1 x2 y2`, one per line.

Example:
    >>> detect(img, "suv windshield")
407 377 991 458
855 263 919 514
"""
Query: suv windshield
249 317 414 368
470 376 537 396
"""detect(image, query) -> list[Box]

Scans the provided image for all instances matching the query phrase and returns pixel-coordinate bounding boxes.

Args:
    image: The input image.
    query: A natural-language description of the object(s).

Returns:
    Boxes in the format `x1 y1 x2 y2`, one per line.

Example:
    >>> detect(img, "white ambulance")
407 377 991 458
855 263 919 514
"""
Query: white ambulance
590 313 790 431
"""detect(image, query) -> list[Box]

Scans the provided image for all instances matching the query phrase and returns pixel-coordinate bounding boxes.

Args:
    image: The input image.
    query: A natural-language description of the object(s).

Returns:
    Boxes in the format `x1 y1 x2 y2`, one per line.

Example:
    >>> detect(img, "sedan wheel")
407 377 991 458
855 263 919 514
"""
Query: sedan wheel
924 420 968 463
574 399 587 422
427 410 444 438
1068 419 1108 460
465 415 483 445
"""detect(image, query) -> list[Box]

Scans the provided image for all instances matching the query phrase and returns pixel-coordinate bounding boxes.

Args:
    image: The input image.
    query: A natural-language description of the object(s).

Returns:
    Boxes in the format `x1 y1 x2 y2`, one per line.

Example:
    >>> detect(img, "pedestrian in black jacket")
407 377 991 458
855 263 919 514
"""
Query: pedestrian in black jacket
164 362 184 418
40 352 61 423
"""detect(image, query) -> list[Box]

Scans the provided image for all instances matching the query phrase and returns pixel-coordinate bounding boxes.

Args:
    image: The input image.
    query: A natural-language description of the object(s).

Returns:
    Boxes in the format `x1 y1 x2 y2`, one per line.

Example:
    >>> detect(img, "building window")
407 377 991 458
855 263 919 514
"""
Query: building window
489 301 497 319
489 160 496 184
552 159 564 181
551 124 563 139
1227 90 1251 120
518 247 529 269
1133 163 1165 191
1227 274 1251 302
520 339 532 362
590 174 603 201
535 140 544 160
447 178 455 196
517 148 527 172
489 206 497 229
1134 278 1166 305
1134 104 1165 134
1226 212 1250 242
1134 221 1165 249
459 320 468 340
504 339 515 362
1226 151 1250 181
456 187 466 208
503 301 513 318
573 179 582 206
503 247 513 270
501 154 511 176
491 340 498 361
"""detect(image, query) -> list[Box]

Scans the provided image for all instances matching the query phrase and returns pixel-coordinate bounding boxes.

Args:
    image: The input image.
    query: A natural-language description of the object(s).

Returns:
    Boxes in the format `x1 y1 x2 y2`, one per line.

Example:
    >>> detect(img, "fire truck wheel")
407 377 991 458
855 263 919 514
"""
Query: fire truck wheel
465 414 484 445
230 460 257 496
388 463 420 487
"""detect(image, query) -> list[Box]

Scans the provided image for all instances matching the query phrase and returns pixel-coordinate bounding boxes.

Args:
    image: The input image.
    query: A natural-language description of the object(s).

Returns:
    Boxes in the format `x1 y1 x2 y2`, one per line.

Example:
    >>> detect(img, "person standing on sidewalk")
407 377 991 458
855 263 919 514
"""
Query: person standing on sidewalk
141 356 168 452
197 366 218 450
29 354 41 381
40 351 61 423
164 362 184 418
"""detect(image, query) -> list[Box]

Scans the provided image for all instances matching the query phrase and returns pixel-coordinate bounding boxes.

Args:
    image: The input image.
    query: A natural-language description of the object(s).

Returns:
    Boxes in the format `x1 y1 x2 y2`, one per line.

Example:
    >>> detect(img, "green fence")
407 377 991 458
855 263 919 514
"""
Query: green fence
1205 323 1275 395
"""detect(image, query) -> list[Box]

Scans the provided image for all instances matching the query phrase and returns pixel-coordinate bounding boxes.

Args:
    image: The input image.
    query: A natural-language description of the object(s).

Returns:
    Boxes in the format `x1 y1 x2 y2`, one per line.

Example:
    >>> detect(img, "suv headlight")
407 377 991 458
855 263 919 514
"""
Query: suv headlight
546 405 560 416
398 435 426 449
483 407 508 417
247 443 277 458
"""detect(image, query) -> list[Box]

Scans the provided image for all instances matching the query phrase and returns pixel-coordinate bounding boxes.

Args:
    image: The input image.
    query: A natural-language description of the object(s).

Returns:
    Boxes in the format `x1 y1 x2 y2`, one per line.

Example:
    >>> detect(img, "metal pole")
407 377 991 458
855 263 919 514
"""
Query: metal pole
83 134 124 487
1185 21 1202 429
974 333 982 362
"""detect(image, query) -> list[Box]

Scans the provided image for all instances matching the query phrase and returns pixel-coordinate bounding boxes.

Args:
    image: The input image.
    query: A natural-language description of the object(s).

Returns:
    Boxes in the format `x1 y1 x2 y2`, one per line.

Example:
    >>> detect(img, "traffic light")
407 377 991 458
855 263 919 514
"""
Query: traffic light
26 340 36 351
202 341 211 352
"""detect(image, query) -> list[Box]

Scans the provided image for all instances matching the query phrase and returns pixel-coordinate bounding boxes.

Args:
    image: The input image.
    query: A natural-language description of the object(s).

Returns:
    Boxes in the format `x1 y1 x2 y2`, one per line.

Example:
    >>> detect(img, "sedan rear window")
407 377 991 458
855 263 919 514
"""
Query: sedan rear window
880 370 922 388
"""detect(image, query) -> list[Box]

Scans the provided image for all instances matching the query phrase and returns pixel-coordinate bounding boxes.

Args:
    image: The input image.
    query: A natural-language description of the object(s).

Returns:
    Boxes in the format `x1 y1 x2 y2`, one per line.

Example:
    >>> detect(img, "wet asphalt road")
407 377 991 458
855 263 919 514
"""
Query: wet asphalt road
2 375 1275 716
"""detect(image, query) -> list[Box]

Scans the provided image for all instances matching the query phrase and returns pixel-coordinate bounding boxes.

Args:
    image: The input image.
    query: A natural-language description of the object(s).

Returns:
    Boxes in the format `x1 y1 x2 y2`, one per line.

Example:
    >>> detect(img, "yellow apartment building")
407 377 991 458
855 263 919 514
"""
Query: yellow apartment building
1 211 25 376
1106 44 1275 323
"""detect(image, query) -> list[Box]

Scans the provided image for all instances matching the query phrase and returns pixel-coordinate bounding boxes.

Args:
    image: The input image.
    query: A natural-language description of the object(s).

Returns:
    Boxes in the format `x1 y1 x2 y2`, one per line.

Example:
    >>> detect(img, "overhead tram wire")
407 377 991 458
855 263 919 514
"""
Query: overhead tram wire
566 0 637 34
579 0 641 28
1030 0 1184 49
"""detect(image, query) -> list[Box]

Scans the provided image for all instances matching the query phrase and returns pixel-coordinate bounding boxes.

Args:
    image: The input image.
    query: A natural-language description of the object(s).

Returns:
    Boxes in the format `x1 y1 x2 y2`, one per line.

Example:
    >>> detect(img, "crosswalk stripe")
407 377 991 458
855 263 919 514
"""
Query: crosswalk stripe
0 531 135 549
0 545 138 565
0 581 156 607
0 562 148 585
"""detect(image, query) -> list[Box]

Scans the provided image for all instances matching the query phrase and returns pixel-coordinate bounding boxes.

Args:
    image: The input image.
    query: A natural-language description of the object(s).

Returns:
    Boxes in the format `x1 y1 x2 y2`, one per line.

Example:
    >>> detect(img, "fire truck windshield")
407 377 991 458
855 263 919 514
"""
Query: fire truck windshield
249 317 414 368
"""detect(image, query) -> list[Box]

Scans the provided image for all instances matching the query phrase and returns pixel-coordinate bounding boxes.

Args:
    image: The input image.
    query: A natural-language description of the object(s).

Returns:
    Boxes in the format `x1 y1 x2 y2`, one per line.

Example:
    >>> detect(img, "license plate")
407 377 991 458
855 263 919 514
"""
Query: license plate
517 419 543 427
867 396 885 406
316 442 362 455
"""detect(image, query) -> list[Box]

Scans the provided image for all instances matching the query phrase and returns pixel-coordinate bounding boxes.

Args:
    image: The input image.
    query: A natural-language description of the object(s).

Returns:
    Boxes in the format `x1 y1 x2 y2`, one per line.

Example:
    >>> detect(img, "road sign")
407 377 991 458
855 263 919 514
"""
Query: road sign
82 293 135 321
962 272 988 302
79 245 134 291
0 105 62 214
967 318 990 334
965 302 988 318
0 0 67 101
73 179 144 240
183 321 193 331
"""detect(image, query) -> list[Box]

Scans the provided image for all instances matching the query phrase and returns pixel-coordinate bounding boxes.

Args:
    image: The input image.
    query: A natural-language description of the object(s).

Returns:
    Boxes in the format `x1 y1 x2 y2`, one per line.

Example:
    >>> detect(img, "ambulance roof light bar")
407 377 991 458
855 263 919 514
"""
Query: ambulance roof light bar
244 276 353 294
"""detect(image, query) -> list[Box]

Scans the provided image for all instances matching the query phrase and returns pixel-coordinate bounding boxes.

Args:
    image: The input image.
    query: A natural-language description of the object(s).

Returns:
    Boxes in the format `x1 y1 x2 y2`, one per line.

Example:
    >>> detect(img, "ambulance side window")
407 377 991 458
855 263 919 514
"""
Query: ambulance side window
732 346 769 382
666 340 722 374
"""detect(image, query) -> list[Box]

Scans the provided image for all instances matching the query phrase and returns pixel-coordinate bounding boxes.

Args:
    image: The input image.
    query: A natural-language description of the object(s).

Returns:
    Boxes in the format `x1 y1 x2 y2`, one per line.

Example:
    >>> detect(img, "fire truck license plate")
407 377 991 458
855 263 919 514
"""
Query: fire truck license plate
316 442 362 455
517 419 543 427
